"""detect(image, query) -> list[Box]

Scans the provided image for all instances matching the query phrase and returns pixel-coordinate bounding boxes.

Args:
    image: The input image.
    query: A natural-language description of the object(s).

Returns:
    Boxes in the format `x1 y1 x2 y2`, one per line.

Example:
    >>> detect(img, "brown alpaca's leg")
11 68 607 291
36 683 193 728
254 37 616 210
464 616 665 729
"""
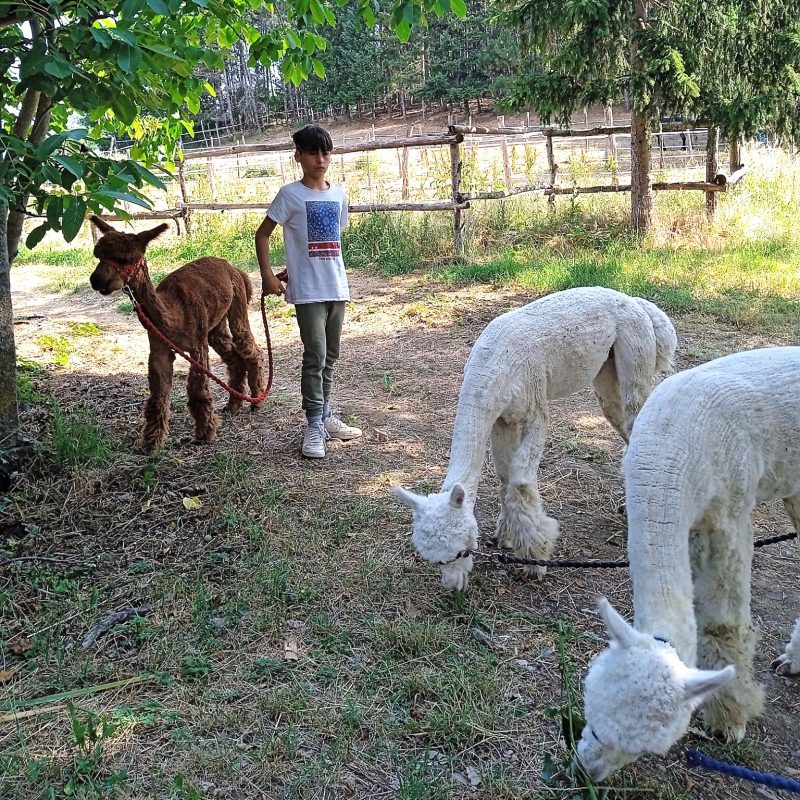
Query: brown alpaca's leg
142 346 175 453
187 346 219 444
209 321 246 414
228 290 265 410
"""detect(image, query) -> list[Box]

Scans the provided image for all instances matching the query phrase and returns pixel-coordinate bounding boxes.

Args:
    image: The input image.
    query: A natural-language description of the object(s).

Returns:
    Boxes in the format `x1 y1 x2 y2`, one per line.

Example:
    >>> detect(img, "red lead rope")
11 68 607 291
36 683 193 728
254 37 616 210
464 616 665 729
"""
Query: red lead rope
127 286 274 405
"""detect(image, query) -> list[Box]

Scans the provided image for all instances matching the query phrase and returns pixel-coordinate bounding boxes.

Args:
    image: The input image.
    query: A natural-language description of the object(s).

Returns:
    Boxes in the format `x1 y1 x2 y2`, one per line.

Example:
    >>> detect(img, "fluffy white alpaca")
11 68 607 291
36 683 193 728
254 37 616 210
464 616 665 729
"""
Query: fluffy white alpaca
578 346 800 782
393 286 677 590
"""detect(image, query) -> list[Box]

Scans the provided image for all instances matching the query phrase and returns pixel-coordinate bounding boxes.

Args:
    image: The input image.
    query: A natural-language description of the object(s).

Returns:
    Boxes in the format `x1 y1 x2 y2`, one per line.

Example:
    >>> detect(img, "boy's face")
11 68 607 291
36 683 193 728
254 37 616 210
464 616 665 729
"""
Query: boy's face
295 148 331 179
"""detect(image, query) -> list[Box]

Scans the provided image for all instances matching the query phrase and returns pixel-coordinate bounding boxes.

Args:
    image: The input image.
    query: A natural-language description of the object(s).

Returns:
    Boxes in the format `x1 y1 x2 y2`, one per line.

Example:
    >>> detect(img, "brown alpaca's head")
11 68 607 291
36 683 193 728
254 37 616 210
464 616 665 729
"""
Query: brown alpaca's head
89 216 168 294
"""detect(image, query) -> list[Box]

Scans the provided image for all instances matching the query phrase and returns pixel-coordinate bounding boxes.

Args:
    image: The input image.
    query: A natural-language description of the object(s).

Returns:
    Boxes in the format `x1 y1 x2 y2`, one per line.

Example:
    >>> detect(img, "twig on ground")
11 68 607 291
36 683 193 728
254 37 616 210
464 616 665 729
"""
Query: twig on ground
81 606 153 649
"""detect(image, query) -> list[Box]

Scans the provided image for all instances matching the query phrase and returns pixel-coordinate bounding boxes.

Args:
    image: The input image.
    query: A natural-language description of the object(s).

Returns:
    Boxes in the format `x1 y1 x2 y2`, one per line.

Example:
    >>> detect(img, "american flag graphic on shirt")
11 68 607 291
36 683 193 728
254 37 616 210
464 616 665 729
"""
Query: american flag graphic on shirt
306 201 341 260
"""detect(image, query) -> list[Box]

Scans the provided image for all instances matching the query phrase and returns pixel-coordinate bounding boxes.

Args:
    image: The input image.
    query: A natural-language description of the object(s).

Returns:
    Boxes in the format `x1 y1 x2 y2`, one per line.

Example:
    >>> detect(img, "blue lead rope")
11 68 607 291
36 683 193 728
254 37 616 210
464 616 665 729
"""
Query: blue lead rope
686 749 800 794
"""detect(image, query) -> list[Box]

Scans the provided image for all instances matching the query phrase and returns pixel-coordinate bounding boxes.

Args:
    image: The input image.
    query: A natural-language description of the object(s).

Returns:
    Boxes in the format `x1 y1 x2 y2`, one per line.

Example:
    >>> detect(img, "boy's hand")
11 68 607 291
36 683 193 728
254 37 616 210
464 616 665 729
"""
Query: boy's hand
262 275 285 297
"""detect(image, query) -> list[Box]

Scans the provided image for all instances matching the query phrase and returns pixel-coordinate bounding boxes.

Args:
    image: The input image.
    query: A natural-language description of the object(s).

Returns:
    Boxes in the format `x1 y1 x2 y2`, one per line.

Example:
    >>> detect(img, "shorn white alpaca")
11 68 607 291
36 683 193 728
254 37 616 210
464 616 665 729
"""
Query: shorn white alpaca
578 346 800 782
393 286 677 590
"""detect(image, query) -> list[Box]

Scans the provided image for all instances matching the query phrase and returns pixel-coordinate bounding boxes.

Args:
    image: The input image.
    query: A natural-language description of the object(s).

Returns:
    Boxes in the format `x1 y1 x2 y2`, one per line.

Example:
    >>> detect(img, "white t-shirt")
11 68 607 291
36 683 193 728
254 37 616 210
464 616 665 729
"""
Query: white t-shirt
267 181 350 304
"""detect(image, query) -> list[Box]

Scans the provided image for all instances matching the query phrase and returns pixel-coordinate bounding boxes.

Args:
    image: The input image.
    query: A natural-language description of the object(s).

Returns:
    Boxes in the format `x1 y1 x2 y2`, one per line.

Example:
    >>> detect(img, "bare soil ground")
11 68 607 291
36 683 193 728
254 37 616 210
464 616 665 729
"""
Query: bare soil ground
2 263 799 799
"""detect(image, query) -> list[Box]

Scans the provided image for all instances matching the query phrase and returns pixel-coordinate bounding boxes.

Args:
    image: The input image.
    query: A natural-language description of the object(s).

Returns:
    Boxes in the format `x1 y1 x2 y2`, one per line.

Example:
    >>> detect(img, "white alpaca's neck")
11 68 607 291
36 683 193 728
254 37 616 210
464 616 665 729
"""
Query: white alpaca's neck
442 357 506 502
627 479 698 663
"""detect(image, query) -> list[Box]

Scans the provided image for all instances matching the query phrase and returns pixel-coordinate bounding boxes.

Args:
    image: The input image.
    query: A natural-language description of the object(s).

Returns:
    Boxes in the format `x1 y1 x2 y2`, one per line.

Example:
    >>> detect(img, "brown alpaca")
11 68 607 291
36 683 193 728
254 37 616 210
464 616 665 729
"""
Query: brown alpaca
88 216 265 453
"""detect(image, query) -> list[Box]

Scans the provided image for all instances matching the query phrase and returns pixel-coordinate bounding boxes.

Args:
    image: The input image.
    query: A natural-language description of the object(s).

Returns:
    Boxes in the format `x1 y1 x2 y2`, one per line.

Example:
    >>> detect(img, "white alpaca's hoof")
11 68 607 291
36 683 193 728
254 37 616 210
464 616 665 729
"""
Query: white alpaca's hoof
771 653 800 676
708 723 746 743
439 555 473 592
523 564 547 581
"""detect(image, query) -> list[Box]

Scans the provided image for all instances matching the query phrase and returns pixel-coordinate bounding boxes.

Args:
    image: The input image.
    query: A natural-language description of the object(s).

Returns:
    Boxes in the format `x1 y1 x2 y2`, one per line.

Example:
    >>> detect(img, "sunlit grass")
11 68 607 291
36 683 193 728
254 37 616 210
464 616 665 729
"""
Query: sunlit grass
13 149 800 332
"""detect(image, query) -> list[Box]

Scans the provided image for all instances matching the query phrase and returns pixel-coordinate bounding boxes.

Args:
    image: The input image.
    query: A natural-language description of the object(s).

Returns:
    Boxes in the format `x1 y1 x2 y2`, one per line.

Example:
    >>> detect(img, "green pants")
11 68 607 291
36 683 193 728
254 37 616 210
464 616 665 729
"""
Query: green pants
294 301 346 419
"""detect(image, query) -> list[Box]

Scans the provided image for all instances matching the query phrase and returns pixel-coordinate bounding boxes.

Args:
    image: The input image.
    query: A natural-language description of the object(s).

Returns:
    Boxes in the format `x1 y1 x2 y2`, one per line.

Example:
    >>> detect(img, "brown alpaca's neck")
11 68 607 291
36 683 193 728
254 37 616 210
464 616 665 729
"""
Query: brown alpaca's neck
127 260 167 327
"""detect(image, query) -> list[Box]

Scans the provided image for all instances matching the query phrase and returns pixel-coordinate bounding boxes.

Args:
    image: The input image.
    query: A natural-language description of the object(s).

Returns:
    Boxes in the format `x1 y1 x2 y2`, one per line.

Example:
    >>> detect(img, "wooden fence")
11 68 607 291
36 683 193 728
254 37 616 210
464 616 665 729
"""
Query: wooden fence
98 122 750 258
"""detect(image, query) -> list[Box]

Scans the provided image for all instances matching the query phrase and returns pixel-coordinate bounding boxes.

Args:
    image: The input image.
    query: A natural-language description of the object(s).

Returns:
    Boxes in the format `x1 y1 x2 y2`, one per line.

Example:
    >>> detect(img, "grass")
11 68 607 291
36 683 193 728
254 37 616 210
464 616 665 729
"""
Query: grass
13 151 799 335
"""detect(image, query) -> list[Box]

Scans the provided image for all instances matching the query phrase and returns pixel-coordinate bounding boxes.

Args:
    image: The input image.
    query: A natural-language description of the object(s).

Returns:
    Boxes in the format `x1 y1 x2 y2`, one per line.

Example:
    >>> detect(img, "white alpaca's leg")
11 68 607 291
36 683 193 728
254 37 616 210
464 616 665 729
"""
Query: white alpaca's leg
608 329 657 439
592 356 628 443
491 417 522 548
502 410 560 580
692 513 763 740
772 495 800 675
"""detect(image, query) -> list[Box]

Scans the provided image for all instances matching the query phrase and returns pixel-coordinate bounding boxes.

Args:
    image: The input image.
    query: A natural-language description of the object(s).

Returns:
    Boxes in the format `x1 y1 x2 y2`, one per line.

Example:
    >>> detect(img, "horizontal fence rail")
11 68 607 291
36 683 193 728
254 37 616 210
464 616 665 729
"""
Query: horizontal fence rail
95 120 751 257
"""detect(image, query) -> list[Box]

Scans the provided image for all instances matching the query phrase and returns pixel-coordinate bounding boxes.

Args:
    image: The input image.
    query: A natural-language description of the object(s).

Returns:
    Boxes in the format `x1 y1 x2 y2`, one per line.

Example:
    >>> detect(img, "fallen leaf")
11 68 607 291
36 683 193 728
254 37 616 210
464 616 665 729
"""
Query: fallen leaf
10 637 32 655
465 765 481 787
0 669 18 683
283 638 300 661
141 499 151 512
183 496 203 510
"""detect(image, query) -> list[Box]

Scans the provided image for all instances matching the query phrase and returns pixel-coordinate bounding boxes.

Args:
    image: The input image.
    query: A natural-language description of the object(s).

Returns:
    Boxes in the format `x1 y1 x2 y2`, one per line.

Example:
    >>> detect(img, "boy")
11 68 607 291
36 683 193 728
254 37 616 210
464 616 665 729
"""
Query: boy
255 124 362 458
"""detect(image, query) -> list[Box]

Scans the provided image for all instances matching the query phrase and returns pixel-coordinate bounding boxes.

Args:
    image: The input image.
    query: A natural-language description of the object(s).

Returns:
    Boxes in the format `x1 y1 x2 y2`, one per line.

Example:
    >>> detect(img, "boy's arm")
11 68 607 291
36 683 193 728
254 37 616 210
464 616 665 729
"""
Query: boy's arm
254 216 285 297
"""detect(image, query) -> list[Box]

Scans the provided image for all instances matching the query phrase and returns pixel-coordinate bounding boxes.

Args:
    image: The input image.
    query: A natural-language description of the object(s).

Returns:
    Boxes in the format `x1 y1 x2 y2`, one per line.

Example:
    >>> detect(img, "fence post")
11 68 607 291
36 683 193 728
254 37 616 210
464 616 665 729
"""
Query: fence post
705 126 720 218
546 131 557 212
401 147 410 200
501 137 513 192
729 134 743 172
178 161 192 235
206 158 216 202
450 139 465 260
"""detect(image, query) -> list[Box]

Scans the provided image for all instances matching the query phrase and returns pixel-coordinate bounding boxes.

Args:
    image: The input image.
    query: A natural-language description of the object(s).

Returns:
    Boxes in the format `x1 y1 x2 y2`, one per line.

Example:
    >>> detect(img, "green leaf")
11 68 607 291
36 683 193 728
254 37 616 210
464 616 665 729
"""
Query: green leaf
361 5 376 27
36 132 69 159
121 0 145 17
46 196 64 229
309 0 326 25
450 0 466 18
203 80 216 97
107 28 138 47
110 93 137 126
312 58 325 79
26 223 49 250
146 0 169 11
116 44 142 73
394 17 411 43
98 190 152 210
43 57 73 79
62 199 87 242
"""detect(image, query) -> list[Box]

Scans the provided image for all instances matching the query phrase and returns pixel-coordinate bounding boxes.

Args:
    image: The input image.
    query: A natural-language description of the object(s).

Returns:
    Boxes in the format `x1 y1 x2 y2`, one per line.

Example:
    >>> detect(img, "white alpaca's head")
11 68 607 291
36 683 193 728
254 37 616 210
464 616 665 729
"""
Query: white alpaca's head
392 484 478 591
577 597 735 782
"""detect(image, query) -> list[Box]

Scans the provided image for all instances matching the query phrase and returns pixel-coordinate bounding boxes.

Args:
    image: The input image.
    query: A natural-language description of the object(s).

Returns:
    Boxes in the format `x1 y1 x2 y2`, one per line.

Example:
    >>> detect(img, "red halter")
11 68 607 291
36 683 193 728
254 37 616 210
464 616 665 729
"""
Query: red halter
99 256 145 285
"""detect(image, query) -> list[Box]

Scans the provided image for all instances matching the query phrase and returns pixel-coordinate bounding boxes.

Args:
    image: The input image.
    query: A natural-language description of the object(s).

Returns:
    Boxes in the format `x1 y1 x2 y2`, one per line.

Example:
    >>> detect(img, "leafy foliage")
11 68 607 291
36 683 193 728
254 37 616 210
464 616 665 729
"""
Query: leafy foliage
0 0 466 254
501 0 800 142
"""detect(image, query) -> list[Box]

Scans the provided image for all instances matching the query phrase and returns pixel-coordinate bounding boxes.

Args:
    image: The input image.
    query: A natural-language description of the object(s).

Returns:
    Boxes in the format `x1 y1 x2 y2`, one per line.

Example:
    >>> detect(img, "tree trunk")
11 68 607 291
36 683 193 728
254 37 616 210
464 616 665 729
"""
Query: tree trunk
0 203 19 442
7 93 53 263
729 134 742 172
629 111 653 233
705 126 720 218
629 0 653 234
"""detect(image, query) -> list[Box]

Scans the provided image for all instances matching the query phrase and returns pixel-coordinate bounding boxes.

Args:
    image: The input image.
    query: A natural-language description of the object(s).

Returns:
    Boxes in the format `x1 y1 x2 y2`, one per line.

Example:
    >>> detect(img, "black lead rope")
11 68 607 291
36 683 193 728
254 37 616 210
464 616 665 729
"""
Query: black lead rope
477 530 797 571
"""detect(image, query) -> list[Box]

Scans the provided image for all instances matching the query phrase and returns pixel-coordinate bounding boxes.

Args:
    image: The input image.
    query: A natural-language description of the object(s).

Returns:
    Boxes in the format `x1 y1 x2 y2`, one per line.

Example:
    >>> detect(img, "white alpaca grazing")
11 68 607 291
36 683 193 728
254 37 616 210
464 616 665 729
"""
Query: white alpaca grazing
393 286 677 590
578 346 800 782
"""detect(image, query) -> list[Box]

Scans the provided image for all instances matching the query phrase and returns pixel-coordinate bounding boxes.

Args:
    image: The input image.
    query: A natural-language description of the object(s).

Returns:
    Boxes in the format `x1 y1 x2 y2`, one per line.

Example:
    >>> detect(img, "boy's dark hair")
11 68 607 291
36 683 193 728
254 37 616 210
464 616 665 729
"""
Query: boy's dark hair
292 124 333 154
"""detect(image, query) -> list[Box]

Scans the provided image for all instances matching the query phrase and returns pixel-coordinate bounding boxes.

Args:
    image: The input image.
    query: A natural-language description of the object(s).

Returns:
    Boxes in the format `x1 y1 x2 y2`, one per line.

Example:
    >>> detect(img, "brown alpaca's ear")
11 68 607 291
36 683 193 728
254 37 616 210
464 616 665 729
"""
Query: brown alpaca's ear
90 215 115 234
137 223 169 247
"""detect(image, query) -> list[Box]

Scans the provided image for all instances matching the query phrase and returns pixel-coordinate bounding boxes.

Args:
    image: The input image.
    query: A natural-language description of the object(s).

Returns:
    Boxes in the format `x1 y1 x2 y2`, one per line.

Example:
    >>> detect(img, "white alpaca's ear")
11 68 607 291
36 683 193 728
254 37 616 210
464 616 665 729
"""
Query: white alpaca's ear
683 665 736 703
597 596 639 649
449 484 466 509
392 485 422 510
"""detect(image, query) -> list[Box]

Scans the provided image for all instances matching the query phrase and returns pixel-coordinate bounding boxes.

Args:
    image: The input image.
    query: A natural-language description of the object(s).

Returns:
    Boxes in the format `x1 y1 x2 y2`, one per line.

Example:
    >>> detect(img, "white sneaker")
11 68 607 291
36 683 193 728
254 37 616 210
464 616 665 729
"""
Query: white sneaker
302 420 327 458
324 413 363 441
